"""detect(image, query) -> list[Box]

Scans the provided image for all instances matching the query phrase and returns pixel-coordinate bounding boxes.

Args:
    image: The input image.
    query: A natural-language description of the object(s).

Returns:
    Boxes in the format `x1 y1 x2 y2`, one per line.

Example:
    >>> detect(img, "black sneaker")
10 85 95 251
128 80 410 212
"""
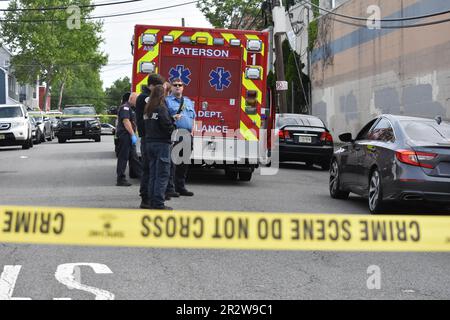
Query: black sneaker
165 194 171 201
177 189 194 196
166 191 180 198
140 200 152 209
116 180 132 187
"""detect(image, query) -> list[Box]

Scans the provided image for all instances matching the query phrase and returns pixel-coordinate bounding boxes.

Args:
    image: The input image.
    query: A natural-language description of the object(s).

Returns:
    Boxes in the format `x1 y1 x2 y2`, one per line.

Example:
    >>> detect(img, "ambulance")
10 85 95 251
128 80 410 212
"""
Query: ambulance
131 25 270 181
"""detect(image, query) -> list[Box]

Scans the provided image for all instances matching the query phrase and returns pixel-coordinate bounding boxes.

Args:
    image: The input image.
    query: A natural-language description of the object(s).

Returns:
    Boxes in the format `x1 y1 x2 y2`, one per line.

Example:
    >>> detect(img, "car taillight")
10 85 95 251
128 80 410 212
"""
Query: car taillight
278 130 290 140
395 150 437 169
320 131 333 143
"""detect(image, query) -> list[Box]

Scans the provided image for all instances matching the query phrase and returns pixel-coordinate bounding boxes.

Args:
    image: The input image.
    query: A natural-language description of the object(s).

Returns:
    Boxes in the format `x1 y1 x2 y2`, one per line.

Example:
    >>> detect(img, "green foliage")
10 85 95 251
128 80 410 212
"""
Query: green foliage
308 20 318 51
197 0 264 29
0 0 107 93
283 39 310 114
52 67 107 114
104 76 131 107
312 0 320 18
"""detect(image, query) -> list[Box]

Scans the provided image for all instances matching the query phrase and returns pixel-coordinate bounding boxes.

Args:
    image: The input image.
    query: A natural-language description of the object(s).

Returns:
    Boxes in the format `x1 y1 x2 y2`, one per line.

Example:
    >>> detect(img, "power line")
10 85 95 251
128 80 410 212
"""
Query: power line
330 15 450 29
0 1 200 23
0 0 144 12
301 0 450 22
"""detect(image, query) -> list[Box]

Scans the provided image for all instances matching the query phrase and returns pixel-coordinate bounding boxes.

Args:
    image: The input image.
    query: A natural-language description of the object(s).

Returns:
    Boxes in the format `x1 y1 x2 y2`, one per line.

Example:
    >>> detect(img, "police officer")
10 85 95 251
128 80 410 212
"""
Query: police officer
166 78 195 197
116 92 141 186
135 74 165 208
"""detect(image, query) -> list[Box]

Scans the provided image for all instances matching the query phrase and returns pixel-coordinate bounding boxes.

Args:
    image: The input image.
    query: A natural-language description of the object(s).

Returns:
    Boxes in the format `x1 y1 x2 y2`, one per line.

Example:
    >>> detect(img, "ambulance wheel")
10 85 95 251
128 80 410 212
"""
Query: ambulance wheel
239 171 252 182
225 170 238 181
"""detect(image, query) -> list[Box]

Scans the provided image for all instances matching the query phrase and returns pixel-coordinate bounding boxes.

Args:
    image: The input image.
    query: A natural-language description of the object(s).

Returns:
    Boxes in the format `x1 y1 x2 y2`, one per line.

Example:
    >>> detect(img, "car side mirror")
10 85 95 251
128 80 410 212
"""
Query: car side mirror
339 133 353 143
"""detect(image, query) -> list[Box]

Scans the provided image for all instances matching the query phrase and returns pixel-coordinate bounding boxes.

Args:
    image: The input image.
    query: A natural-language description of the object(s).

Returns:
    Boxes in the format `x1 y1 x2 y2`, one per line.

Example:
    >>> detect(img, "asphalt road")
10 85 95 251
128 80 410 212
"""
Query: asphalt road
0 136 449 300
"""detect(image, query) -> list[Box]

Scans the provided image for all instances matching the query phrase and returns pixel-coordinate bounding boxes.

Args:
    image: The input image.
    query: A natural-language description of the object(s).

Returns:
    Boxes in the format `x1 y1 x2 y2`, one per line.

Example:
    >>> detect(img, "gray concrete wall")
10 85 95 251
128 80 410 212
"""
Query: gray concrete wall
311 0 450 137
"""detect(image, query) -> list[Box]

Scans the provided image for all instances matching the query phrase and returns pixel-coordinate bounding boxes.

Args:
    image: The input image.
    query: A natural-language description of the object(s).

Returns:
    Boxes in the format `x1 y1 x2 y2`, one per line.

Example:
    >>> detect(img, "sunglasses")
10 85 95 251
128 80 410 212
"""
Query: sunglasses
172 83 184 87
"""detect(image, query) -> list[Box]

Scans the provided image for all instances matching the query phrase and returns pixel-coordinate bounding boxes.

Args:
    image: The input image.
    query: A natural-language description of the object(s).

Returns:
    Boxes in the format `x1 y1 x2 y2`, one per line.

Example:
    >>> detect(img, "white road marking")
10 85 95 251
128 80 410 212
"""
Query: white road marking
19 156 28 159
54 263 115 300
0 265 31 300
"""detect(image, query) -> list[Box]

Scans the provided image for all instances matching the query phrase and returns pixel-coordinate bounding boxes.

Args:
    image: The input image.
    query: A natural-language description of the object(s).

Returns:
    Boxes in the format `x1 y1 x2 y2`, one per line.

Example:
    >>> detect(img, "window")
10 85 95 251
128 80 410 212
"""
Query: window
367 118 395 142
401 120 450 144
0 107 23 118
276 115 324 129
356 119 378 140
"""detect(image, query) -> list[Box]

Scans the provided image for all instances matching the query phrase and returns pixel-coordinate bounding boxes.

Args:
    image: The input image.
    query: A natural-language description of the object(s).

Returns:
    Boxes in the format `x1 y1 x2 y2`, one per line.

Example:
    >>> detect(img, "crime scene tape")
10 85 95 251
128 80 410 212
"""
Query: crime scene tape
45 114 118 118
1 206 450 252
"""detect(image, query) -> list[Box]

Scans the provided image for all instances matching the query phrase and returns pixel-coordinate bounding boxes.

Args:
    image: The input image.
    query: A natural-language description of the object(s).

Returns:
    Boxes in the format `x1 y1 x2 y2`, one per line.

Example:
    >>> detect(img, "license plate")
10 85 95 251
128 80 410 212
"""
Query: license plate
0 134 4 140
297 136 312 143
75 131 83 135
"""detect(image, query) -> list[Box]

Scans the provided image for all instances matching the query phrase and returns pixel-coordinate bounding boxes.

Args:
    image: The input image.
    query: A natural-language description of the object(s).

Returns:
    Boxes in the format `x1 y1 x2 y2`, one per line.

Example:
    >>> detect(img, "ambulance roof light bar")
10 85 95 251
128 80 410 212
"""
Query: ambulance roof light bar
141 33 157 46
180 36 192 44
230 39 241 46
213 38 225 46
162 35 174 43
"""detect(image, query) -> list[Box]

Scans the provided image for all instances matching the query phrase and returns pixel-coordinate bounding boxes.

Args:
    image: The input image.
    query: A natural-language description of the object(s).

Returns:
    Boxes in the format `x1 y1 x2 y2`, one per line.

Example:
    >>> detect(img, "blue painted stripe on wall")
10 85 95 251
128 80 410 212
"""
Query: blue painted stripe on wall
312 0 450 64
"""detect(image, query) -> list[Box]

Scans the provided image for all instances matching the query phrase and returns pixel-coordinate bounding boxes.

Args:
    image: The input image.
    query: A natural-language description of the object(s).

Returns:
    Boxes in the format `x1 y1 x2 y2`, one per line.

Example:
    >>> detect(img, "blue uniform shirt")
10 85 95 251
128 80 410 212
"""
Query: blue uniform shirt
165 95 196 132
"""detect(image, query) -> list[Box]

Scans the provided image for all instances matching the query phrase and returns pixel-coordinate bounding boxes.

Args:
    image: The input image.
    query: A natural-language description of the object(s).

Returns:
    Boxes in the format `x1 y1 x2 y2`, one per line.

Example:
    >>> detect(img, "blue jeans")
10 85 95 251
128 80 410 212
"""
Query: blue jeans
146 142 171 208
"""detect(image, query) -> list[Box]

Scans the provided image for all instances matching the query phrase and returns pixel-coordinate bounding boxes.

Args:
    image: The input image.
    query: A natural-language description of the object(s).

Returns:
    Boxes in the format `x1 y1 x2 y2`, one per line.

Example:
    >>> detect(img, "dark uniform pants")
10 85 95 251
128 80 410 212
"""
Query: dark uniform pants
140 140 149 200
147 142 171 208
116 133 142 181
167 136 191 193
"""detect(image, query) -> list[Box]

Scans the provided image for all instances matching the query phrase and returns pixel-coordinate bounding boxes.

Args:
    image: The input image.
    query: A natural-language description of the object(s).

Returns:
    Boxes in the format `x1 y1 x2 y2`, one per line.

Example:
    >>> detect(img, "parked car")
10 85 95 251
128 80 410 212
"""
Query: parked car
56 105 101 143
275 113 334 170
329 114 450 214
101 123 116 135
29 116 42 145
0 104 33 149
28 111 53 142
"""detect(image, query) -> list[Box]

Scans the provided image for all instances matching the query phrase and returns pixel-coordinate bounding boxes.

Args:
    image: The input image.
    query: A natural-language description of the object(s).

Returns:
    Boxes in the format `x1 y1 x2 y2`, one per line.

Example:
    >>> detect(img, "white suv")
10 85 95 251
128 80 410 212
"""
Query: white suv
0 104 33 149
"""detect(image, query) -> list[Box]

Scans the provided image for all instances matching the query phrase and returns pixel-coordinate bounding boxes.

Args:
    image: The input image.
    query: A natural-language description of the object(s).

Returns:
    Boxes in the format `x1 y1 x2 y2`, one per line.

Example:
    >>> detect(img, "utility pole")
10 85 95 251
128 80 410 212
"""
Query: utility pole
272 0 288 113
182 18 185 27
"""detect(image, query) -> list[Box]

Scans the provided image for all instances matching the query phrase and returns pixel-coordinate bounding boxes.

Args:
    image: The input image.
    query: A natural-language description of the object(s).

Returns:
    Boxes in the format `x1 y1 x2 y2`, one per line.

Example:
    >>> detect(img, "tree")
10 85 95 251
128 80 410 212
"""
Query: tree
0 0 107 110
104 76 131 107
51 67 107 114
197 0 265 29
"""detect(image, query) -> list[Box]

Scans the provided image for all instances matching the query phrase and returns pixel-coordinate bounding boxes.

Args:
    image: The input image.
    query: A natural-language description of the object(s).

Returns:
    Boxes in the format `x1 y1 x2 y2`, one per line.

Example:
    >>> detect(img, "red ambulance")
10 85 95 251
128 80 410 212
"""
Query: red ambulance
132 25 270 181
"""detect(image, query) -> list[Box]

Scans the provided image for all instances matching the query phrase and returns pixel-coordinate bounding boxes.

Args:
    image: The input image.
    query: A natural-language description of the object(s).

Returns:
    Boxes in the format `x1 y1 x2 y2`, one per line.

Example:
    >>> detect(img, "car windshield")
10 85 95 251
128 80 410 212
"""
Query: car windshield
0 107 23 118
29 114 44 122
63 106 96 115
401 120 450 144
276 115 324 128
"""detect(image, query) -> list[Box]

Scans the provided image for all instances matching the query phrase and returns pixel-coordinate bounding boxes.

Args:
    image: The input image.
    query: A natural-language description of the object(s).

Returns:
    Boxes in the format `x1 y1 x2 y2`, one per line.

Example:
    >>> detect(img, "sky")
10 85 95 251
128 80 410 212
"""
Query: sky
0 0 213 88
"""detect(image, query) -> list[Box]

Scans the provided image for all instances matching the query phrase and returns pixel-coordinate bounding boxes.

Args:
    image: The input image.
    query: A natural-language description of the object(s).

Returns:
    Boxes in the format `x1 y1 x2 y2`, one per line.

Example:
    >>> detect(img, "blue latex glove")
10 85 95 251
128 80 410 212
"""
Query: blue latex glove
131 134 138 145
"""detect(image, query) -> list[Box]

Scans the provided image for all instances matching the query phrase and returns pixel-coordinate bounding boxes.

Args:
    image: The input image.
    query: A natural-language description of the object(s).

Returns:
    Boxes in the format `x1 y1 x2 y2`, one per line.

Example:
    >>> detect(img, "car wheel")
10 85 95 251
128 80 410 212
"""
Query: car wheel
368 168 385 214
225 170 238 181
329 160 349 200
41 130 46 143
95 135 101 142
22 139 31 149
239 171 252 181
305 161 313 168
46 131 52 141
58 138 66 144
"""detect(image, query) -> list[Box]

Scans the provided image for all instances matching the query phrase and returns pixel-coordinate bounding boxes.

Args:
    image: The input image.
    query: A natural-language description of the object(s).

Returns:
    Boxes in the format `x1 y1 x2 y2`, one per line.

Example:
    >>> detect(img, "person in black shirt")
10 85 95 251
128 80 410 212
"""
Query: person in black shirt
116 92 141 186
143 85 175 210
136 74 165 208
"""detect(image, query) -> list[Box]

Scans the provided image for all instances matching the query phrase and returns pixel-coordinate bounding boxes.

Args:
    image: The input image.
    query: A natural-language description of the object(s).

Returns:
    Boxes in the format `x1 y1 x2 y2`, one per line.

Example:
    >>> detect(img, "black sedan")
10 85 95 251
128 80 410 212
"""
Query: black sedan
276 113 334 170
329 114 450 214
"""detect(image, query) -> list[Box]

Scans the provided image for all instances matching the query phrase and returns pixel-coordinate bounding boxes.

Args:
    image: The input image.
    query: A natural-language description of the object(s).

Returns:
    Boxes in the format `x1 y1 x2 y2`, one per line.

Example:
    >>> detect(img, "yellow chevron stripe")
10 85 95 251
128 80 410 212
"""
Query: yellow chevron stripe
136 77 148 94
191 31 214 45
240 121 258 141
221 33 236 43
138 29 160 50
241 97 261 128
245 34 265 56
242 72 262 104
168 30 184 40
136 43 160 74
